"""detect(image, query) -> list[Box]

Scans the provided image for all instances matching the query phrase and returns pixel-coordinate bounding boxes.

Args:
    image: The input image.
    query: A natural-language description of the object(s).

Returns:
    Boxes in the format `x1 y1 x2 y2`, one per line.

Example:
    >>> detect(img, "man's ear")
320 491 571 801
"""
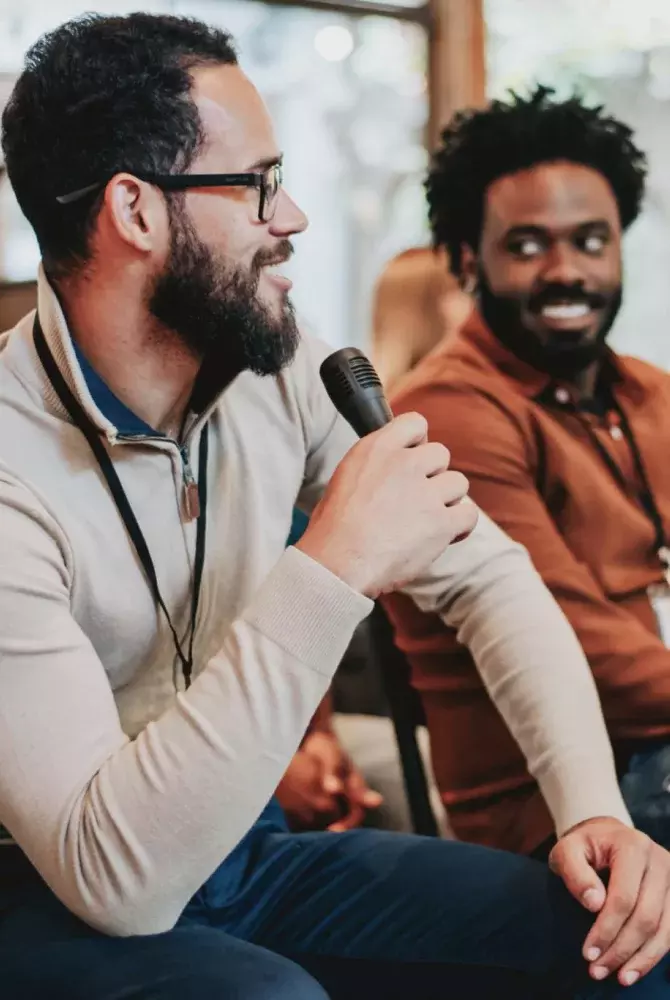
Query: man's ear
102 174 169 254
460 244 478 296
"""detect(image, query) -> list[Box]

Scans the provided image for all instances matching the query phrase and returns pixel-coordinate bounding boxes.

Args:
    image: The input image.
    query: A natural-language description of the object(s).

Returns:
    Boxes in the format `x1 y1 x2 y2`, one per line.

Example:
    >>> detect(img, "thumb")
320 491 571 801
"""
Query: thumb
322 772 344 795
549 838 607 913
348 780 383 809
360 789 384 808
344 767 383 808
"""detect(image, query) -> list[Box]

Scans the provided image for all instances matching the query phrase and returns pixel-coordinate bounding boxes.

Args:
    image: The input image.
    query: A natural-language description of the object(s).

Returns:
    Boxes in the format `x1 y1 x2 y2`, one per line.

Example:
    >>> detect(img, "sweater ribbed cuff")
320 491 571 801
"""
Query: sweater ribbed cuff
540 757 633 837
241 546 373 676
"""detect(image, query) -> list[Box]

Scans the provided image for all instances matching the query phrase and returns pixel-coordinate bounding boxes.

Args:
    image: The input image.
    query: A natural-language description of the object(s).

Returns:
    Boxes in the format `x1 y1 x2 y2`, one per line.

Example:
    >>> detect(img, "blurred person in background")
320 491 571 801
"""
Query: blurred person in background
371 245 472 392
388 85 670 863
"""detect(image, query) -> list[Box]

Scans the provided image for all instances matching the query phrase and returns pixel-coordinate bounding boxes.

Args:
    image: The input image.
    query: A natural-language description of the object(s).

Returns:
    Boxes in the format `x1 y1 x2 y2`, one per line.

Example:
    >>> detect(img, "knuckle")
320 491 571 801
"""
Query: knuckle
458 472 471 496
627 831 652 858
651 844 668 868
414 441 447 470
639 914 661 936
450 504 478 539
452 490 467 510
605 944 630 967
548 843 563 867
405 410 428 434
446 470 469 498
455 502 478 531
433 442 451 466
611 892 636 916
597 915 621 942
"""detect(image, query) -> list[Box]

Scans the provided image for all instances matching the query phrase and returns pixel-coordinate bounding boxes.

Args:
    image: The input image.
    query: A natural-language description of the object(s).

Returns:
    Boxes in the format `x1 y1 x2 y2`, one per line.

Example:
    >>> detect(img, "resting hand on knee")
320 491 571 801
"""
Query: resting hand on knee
550 817 670 987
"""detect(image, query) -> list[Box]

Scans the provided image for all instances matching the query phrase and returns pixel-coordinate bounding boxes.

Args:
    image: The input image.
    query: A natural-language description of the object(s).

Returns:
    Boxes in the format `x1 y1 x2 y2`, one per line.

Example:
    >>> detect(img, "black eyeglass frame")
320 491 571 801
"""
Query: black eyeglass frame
55 162 283 223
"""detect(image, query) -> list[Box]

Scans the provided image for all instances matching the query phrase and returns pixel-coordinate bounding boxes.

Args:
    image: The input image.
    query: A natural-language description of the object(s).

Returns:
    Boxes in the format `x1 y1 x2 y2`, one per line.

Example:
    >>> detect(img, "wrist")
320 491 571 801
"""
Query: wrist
562 815 628 837
304 719 336 743
295 536 373 598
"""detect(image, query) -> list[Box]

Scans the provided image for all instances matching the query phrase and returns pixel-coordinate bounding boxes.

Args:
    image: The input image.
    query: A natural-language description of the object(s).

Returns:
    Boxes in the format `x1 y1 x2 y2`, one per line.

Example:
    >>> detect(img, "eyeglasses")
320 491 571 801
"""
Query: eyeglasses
56 162 283 223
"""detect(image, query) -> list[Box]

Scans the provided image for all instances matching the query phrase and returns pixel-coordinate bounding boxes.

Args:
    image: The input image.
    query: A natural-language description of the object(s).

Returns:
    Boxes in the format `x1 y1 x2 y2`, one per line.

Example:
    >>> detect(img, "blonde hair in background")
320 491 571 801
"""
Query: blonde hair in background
371 246 472 392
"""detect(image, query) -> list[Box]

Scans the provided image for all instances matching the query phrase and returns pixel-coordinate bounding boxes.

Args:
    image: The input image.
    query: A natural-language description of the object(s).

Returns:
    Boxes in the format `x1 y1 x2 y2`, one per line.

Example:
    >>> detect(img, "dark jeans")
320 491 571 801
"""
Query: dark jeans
1 804 669 1000
621 742 670 849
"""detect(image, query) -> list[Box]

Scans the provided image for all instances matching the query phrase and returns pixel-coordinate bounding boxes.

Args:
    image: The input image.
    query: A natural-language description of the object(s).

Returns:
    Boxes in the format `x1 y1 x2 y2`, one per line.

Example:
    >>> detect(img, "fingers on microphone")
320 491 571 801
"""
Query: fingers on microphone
414 441 451 478
447 498 479 541
433 469 470 507
385 411 428 448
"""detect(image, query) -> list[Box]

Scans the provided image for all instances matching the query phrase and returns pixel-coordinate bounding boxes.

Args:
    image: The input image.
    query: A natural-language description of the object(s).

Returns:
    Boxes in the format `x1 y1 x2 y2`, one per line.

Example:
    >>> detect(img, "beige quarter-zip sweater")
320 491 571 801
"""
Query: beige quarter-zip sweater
0 269 629 937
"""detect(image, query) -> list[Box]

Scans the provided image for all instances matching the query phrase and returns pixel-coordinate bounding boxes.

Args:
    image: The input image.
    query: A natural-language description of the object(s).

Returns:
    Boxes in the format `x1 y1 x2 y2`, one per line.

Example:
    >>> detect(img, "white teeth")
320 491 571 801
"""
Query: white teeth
541 303 590 320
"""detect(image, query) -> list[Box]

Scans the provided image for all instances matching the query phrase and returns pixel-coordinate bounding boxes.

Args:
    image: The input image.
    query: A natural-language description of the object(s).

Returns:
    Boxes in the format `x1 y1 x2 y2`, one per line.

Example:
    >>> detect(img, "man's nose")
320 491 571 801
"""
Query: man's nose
269 189 308 237
539 240 584 286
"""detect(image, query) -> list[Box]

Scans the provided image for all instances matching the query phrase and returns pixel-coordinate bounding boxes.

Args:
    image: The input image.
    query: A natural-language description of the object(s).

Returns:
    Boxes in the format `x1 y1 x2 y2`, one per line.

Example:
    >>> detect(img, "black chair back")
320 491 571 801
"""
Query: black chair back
368 603 439 837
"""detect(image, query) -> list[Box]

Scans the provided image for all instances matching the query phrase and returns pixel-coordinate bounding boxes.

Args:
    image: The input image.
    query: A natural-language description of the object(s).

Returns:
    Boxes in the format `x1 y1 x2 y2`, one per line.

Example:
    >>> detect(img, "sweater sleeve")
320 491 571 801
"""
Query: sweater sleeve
0 473 371 937
401 505 631 836
388 382 634 838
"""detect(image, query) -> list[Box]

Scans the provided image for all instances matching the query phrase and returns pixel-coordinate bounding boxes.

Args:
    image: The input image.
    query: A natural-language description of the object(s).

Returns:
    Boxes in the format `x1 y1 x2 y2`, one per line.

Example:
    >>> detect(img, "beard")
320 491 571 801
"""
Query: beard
148 200 300 404
477 268 622 381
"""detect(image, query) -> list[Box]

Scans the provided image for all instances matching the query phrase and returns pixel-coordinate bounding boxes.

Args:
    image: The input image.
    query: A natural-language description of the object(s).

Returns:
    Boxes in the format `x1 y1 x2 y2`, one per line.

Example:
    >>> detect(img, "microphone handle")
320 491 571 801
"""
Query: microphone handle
338 392 393 438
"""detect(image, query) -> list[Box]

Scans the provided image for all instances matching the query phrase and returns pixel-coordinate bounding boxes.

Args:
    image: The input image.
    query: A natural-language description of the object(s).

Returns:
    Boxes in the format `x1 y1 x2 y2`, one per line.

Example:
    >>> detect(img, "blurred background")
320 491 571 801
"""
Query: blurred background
1 0 670 366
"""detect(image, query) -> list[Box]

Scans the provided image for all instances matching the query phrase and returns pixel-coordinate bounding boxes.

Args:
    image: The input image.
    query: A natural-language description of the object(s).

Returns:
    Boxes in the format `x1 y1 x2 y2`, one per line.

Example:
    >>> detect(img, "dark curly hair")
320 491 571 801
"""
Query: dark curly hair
426 85 648 278
1 13 238 277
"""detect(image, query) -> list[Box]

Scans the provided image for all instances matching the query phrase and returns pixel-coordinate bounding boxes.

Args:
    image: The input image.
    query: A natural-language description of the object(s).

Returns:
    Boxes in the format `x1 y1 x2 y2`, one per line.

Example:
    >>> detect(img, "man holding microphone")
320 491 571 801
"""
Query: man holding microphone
0 12 668 997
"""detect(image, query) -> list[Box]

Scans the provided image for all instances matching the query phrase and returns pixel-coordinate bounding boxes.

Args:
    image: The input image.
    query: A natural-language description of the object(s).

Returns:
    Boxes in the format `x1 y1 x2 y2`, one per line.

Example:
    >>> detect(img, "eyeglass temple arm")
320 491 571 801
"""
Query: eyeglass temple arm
56 182 103 206
56 169 274 206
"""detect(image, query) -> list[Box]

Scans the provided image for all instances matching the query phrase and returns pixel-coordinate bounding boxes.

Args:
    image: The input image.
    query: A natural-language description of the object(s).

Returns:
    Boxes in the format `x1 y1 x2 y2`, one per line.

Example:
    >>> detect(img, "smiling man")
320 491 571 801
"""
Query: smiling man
388 86 670 860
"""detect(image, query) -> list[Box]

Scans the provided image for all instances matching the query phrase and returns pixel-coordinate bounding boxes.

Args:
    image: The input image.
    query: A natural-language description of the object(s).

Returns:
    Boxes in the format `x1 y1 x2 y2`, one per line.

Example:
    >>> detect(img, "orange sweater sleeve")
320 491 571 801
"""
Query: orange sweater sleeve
396 380 670 732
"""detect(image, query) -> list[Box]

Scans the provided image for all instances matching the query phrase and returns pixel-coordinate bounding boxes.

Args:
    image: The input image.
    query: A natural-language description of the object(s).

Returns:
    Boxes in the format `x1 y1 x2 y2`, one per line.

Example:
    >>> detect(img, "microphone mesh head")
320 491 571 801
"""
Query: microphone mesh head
328 367 355 398
320 347 384 402
348 355 382 390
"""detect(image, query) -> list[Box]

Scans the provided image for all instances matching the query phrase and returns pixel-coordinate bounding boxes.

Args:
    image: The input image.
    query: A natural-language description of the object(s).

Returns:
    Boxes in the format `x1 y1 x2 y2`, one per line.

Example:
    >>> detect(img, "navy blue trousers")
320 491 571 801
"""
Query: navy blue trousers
1 800 668 999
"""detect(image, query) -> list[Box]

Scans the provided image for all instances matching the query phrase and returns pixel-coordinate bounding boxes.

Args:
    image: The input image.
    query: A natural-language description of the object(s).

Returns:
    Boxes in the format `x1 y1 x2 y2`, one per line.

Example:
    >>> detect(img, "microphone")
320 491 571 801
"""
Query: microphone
320 347 392 437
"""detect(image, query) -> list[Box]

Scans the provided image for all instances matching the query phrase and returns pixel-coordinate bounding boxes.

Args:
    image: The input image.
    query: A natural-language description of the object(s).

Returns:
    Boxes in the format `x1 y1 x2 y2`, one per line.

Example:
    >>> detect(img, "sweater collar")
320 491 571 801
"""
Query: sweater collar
70 337 160 438
34 266 212 442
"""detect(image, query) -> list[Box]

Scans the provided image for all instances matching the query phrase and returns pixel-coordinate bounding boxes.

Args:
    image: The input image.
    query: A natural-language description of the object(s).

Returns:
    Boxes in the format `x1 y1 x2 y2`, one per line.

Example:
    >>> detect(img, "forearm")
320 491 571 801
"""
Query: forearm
403 510 631 835
1 547 371 937
450 568 632 836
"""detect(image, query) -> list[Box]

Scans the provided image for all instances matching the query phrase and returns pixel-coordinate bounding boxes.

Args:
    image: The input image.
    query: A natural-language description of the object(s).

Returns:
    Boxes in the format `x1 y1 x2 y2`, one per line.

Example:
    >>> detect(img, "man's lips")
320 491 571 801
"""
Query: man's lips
261 259 292 291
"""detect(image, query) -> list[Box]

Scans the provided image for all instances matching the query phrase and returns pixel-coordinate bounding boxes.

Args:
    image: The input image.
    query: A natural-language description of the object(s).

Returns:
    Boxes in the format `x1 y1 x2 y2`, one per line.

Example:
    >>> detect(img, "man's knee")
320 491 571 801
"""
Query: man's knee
141 927 329 1000
3 923 329 1000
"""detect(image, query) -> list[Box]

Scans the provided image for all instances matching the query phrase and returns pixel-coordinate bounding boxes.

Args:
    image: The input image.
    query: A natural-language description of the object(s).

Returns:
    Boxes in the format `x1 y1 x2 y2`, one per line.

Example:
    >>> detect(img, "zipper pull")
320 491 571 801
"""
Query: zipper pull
181 448 200 520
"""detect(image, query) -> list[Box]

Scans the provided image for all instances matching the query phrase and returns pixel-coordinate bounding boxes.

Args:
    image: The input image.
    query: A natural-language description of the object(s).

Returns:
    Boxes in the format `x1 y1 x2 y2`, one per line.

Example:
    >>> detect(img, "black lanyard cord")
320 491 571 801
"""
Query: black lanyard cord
568 398 665 556
34 316 208 688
